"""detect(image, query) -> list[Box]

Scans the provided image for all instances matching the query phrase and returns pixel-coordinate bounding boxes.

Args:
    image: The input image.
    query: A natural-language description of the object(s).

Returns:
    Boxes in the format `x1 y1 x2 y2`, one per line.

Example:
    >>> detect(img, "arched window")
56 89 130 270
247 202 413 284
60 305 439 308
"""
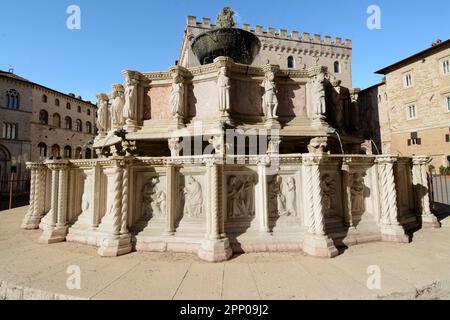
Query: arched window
85 148 92 159
287 56 294 69
64 146 72 159
51 145 60 158
38 143 47 158
86 121 92 134
55 99 60 106
53 113 61 128
75 119 82 132
42 94 48 103
66 103 71 110
64 116 72 130
77 105 82 113
334 61 340 73
39 110 49 125
87 108 91 116
5 89 20 109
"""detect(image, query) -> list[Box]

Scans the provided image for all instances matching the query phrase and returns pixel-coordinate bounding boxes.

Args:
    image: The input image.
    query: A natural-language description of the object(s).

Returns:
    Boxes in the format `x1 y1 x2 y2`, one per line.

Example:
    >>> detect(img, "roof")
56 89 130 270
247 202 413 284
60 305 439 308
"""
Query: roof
375 39 450 75
0 70 96 107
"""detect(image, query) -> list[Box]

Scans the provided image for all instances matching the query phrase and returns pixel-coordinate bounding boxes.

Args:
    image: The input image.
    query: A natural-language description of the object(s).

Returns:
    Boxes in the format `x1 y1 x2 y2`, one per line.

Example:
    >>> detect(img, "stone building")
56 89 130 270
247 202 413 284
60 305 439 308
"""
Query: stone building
360 39 450 167
179 15 353 88
0 70 97 179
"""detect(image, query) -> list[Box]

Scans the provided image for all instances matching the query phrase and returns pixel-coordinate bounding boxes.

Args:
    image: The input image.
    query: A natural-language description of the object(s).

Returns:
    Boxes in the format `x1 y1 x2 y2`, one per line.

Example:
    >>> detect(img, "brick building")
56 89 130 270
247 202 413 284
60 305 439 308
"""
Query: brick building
360 39 450 167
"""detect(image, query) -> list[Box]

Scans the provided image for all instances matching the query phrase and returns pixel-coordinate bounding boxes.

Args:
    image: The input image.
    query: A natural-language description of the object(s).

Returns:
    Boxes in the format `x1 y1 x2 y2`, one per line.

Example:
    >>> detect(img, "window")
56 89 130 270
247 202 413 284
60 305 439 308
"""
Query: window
404 73 413 88
53 113 61 128
443 60 450 75
408 132 421 146
64 116 72 130
75 147 82 159
86 121 92 134
38 143 47 158
287 56 294 69
39 110 49 125
55 99 60 106
447 97 450 112
407 105 417 119
5 89 20 109
77 105 82 113
87 108 91 116
334 61 340 73
66 103 71 110
75 119 82 132
64 146 72 159
42 95 47 103
2 123 18 140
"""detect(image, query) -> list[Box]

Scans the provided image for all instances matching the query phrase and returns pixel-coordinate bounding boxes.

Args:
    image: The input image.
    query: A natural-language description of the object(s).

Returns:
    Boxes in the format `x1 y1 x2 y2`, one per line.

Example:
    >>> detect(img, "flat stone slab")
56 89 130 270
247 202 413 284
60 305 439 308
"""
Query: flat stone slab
1 206 450 300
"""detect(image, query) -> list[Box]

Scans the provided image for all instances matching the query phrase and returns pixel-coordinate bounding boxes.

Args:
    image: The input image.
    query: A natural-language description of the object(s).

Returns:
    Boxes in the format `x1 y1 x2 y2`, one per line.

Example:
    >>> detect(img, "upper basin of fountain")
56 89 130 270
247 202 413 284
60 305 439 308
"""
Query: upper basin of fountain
191 7 261 65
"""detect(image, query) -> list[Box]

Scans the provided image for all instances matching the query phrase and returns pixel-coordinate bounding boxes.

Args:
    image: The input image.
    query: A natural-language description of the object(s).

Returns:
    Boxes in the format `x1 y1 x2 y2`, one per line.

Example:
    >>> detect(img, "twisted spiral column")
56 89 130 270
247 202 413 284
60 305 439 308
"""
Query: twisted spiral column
210 163 219 240
120 163 129 234
33 167 45 220
49 167 59 227
26 167 37 220
311 164 325 236
112 164 123 236
420 164 432 216
57 165 68 227
377 158 399 226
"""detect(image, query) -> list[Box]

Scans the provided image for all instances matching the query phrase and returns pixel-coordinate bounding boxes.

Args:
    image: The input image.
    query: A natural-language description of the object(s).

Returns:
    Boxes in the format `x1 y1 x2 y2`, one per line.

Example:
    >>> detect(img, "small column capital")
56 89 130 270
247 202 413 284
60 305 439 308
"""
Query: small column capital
302 154 324 166
44 160 70 171
412 156 432 166
375 156 398 165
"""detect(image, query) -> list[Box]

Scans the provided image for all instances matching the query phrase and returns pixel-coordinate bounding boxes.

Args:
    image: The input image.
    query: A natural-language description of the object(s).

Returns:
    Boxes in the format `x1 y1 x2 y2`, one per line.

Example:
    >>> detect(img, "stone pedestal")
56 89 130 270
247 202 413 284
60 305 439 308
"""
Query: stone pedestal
380 224 410 243
98 234 133 257
198 238 232 262
39 227 69 244
303 234 339 258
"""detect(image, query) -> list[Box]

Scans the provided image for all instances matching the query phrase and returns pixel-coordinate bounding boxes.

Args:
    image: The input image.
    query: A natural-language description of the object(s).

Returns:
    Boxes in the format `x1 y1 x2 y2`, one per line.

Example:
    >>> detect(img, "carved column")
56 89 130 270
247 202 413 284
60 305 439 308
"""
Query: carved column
302 154 338 258
341 158 354 229
412 156 440 228
165 162 177 235
22 163 46 229
98 158 133 257
39 160 70 244
376 156 408 242
198 158 232 262
257 156 271 233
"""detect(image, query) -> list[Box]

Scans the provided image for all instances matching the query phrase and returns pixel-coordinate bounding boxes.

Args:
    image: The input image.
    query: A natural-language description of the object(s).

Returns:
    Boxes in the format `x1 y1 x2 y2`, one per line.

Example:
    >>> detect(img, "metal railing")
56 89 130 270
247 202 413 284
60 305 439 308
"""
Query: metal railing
0 174 30 211
430 169 450 215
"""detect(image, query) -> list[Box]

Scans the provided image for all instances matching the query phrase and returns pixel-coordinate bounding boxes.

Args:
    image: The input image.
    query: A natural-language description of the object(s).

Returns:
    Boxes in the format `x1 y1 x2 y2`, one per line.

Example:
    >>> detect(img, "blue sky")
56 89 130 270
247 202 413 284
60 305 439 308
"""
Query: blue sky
1 0 449 103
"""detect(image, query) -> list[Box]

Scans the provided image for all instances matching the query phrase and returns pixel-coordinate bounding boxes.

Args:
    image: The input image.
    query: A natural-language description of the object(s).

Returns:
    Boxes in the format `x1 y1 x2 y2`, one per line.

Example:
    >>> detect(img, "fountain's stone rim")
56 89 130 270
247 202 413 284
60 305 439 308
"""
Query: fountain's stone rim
191 28 261 66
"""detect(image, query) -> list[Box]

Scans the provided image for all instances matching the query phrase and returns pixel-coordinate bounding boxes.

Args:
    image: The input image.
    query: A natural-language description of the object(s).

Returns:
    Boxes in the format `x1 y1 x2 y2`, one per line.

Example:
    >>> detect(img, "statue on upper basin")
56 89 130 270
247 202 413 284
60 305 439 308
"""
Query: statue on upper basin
262 71 279 120
170 73 184 118
217 67 230 116
216 7 236 28
110 84 125 128
312 72 327 120
123 78 138 122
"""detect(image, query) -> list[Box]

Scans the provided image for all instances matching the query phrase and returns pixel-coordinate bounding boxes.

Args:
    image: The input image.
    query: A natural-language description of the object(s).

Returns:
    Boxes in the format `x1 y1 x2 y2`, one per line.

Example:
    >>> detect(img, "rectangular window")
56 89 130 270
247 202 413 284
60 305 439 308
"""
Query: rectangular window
447 97 450 112
1 123 18 140
408 132 421 146
404 73 413 88
407 105 417 119
443 60 450 75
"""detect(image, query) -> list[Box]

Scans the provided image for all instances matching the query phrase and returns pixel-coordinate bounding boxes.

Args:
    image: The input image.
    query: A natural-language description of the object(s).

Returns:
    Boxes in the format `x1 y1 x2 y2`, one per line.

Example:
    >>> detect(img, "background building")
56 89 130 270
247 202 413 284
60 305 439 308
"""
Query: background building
360 39 450 167
0 69 97 183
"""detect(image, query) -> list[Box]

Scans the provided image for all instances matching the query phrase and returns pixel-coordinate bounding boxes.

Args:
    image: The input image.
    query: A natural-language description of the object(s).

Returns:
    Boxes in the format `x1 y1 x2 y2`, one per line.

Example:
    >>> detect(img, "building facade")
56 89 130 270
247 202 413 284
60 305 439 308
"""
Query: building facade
0 70 97 180
360 40 450 167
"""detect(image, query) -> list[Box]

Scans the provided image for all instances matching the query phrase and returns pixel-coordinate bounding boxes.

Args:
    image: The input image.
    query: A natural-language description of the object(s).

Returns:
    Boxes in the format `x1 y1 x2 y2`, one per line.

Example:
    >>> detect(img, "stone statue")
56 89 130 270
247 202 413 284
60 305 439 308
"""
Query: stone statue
308 137 328 154
283 177 297 216
312 72 326 119
242 176 256 215
321 174 336 214
351 173 365 214
96 93 109 135
216 7 236 28
168 137 182 157
142 177 166 218
331 80 345 132
217 67 230 115
270 176 296 217
262 71 279 119
227 176 244 218
183 176 203 218
170 73 184 118
123 78 138 121
110 84 125 128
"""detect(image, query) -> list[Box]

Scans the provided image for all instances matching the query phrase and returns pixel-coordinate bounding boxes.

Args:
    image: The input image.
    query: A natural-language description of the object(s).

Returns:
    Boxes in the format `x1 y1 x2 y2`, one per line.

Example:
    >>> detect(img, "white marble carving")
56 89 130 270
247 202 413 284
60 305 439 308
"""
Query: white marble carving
217 67 230 115
96 94 109 136
110 84 125 128
262 71 278 119
269 175 297 217
182 176 203 218
312 72 326 119
142 177 166 219
350 173 365 215
170 73 184 118
321 174 336 217
123 78 138 122
227 175 256 218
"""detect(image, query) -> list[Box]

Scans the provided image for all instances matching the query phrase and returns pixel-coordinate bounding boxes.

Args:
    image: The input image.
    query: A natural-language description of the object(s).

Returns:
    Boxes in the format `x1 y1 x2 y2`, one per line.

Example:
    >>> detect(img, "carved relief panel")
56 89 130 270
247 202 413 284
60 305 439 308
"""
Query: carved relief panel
226 174 256 219
177 171 206 222
268 175 298 218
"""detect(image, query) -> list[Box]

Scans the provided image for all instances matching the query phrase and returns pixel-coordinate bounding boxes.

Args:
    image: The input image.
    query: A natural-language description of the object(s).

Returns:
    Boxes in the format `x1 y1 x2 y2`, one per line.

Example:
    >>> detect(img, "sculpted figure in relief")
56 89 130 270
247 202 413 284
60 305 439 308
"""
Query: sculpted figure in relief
142 177 166 218
96 94 108 135
170 74 184 118
351 173 365 214
183 176 203 218
321 174 336 215
331 80 345 132
262 71 278 119
270 176 297 217
218 67 230 115
227 176 255 218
